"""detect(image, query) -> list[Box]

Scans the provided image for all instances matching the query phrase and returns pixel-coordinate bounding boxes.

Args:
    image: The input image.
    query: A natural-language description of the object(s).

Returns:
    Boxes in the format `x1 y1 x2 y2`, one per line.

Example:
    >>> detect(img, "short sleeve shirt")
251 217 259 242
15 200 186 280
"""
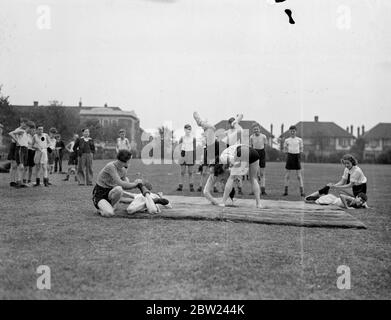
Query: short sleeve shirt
342 166 367 184
96 161 127 188
284 137 303 154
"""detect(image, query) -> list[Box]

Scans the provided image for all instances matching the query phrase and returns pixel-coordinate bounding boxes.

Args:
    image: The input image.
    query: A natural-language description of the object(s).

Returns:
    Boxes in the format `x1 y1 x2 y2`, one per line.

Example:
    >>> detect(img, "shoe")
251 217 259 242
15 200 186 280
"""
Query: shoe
301 193 306 197
10 182 17 187
15 183 28 189
189 185 195 192
213 187 218 193
238 189 243 196
197 186 202 192
261 191 267 195
176 185 183 191
63 176 69 181
153 198 170 206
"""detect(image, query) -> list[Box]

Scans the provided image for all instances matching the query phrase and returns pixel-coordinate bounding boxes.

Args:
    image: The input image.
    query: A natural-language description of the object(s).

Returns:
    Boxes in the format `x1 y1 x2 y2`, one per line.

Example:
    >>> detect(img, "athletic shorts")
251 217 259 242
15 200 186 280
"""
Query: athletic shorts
254 148 266 168
352 183 367 197
15 146 28 166
179 150 195 166
27 149 36 167
285 153 301 170
236 146 260 164
7 142 16 161
68 152 78 165
34 150 48 165
92 184 113 209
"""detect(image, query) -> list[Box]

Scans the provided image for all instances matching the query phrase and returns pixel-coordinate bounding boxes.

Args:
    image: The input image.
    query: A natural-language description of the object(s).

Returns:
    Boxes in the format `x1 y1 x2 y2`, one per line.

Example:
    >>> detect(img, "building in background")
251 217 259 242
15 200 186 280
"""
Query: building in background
362 123 391 161
10 101 144 157
279 116 356 159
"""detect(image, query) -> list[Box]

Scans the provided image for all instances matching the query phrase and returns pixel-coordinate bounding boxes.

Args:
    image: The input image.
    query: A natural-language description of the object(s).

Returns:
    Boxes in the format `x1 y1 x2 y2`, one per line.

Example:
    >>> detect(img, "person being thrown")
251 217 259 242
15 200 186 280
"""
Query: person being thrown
93 150 160 217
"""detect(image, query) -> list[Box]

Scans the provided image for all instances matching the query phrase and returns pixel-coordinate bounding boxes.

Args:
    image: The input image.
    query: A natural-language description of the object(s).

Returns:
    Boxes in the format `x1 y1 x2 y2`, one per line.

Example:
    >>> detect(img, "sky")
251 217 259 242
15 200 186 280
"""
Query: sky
1 0 391 135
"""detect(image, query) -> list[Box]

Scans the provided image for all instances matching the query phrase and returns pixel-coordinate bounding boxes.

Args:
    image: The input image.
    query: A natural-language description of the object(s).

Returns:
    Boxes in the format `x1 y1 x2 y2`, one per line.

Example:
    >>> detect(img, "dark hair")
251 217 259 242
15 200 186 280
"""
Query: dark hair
119 128 125 133
357 192 368 202
252 122 261 129
228 117 235 124
26 120 35 129
49 127 57 134
341 154 358 166
289 125 297 131
117 150 132 162
184 124 191 130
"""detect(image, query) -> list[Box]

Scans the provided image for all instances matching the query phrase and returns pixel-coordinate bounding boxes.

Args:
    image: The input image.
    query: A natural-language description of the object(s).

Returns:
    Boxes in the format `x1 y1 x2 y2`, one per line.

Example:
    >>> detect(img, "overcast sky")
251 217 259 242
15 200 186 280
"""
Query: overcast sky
1 0 391 135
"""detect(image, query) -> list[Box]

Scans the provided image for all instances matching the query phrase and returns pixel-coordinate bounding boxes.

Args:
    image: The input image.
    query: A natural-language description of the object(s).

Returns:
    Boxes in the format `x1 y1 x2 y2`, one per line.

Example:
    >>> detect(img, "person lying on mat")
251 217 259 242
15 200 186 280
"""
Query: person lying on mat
92 150 159 217
305 154 367 204
118 182 172 214
305 192 368 209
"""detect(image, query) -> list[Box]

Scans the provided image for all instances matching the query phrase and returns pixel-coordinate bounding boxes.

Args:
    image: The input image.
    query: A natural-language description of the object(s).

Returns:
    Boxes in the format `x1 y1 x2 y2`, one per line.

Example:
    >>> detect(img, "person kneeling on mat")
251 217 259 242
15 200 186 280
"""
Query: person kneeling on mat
92 150 159 217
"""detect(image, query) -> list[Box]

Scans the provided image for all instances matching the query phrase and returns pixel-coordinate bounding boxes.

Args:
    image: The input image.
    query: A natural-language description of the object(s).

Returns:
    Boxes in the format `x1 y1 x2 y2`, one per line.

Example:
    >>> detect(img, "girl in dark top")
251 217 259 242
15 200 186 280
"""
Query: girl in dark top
73 128 95 186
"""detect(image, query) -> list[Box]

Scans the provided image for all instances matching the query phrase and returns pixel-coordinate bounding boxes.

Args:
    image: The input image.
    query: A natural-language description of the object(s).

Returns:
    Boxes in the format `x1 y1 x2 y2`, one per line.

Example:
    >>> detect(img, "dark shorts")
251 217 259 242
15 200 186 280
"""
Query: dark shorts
68 152 78 165
352 183 367 197
179 150 195 166
254 148 266 168
15 146 28 166
48 151 55 165
236 146 260 164
27 149 36 167
92 184 113 209
7 142 16 161
285 153 301 170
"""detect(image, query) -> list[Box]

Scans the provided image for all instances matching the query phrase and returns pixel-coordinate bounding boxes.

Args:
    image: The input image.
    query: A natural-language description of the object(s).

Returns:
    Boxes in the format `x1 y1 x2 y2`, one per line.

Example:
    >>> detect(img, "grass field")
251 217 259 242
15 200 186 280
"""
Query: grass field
0 159 390 299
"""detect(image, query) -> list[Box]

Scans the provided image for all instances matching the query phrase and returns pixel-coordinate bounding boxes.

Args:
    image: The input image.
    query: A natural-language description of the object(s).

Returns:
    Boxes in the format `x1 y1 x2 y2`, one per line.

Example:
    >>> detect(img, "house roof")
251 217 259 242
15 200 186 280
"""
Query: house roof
79 107 138 119
214 120 273 137
362 123 391 140
280 121 355 139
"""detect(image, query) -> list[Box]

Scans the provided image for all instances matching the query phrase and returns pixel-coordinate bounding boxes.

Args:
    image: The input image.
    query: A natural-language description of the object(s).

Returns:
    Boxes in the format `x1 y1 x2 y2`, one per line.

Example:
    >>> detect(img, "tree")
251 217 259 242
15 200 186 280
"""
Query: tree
350 138 365 162
0 86 19 140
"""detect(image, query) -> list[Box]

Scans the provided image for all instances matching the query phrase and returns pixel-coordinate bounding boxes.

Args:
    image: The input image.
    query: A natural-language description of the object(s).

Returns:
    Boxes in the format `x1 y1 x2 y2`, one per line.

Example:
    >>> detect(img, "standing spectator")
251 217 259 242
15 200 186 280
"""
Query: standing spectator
25 122 36 186
8 118 28 187
73 128 95 186
54 134 65 173
176 124 196 192
283 125 305 197
32 125 50 187
47 127 57 175
63 134 79 181
116 129 131 154
249 122 268 195
8 120 33 188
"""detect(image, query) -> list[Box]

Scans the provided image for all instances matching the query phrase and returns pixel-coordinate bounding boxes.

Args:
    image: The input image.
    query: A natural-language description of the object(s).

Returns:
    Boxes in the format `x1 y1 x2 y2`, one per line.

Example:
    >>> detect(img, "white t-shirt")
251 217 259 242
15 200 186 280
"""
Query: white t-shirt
33 133 50 150
48 136 57 149
10 127 28 147
180 135 195 152
117 137 131 151
342 166 367 185
284 137 303 154
250 133 267 149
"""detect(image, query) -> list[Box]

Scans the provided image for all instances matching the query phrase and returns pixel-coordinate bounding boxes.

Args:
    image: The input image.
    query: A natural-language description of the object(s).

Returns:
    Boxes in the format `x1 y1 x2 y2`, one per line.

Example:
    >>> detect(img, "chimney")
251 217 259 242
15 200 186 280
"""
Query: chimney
361 125 365 135
350 125 353 135
33 101 38 107
357 127 360 138
104 103 108 108
78 98 82 107
346 126 349 132
314 116 319 122
270 124 273 136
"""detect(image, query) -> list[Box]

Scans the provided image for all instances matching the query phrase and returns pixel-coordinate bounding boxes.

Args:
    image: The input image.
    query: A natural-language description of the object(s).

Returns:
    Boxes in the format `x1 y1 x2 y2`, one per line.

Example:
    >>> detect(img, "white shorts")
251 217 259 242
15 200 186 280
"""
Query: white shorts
34 149 48 165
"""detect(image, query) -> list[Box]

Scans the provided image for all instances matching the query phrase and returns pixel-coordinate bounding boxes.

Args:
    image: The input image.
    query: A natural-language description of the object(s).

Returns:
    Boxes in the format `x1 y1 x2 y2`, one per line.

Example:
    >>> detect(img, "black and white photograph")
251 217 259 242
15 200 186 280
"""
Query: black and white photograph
0 0 390 303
